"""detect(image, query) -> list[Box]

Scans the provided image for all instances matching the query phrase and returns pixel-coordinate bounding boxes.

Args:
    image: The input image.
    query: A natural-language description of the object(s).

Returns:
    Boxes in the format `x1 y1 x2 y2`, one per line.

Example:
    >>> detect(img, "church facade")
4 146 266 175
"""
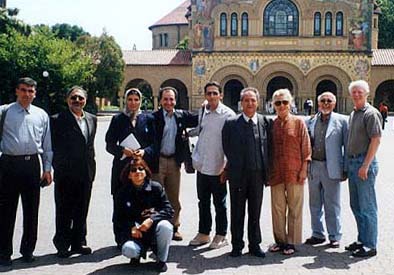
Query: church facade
122 0 394 113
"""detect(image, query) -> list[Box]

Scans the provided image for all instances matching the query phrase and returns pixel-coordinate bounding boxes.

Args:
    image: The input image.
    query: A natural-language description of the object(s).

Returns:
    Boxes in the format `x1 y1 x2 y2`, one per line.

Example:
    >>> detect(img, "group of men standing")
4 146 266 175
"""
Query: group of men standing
0 76 382 268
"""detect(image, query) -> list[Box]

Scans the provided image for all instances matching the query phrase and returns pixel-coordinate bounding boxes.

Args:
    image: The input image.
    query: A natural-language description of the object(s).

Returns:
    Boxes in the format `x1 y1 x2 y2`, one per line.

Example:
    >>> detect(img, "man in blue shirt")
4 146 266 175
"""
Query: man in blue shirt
0 77 53 266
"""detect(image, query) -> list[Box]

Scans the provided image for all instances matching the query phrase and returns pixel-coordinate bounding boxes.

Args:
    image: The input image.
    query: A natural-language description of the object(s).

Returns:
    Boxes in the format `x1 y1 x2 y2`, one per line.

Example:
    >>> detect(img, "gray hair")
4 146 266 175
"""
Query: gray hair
348 80 370 95
67 85 88 99
317 91 336 102
272 88 293 103
240 87 260 101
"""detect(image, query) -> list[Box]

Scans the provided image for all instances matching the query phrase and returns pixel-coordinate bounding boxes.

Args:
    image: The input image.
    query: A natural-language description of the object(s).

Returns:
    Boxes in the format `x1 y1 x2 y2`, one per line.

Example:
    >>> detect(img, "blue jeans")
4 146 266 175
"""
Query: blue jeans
308 160 342 241
196 172 227 236
122 220 173 262
348 156 378 249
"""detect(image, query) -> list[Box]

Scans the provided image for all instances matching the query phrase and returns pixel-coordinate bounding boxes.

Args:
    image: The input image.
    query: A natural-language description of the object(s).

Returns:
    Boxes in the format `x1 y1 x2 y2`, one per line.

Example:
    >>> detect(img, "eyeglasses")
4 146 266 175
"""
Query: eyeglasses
130 166 145 173
70 95 85 101
320 99 333 104
206 91 220 96
274 100 289 107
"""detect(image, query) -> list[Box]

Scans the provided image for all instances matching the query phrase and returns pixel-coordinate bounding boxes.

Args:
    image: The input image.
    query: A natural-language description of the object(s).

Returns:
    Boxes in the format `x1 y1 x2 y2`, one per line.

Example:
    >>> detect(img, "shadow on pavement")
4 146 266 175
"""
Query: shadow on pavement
0 246 120 272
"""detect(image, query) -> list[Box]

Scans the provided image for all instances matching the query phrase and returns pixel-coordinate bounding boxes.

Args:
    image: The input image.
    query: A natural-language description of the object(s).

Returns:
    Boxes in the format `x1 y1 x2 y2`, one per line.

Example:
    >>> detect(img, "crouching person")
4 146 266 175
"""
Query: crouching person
114 157 174 272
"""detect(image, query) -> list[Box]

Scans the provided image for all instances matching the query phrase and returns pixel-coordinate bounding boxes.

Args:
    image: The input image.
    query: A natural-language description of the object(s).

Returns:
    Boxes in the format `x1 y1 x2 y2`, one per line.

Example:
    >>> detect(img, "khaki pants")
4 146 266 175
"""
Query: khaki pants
270 183 304 245
152 156 181 228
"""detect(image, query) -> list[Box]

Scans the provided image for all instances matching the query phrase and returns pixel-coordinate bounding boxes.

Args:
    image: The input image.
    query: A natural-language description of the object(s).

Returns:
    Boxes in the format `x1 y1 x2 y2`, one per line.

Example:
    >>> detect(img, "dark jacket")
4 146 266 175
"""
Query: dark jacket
51 109 97 182
151 109 198 173
113 179 174 254
105 112 155 194
222 114 272 187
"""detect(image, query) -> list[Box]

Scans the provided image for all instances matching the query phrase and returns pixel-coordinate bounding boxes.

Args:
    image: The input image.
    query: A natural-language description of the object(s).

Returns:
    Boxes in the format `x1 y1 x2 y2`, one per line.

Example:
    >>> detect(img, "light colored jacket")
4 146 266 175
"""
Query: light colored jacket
306 112 348 180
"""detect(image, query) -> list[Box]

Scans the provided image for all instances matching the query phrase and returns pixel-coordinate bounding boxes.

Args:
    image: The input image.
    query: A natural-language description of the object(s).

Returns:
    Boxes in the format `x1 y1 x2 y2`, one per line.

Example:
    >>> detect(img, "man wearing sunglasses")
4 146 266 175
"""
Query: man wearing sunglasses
0 77 52 266
189 81 235 249
305 92 348 249
51 86 97 258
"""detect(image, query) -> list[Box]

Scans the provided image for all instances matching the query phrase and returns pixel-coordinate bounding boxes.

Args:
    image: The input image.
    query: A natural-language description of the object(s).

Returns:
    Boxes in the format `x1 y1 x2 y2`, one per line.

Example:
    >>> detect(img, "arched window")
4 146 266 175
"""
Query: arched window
241 12 249 36
336 12 343 36
231 13 238 36
220 13 227 36
263 0 299 36
325 12 332 36
314 12 321 36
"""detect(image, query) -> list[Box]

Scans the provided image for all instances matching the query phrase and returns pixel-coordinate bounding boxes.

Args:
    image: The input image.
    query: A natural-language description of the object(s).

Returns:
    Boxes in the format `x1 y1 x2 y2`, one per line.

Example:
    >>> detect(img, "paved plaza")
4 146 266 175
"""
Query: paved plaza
1 116 394 275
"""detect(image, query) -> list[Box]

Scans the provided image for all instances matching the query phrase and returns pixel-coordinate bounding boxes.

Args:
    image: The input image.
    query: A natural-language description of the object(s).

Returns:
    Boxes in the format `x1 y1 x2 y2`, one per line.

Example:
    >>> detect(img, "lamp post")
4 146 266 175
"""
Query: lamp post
42 70 49 111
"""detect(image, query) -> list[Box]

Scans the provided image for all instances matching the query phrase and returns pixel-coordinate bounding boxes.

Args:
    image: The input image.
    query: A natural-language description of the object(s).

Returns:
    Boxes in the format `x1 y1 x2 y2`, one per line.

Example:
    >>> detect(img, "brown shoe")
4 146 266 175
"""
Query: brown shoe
173 231 183 241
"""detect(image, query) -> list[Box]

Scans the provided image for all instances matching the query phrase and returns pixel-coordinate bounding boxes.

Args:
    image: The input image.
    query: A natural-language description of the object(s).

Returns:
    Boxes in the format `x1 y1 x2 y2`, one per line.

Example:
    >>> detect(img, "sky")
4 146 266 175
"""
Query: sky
8 0 186 50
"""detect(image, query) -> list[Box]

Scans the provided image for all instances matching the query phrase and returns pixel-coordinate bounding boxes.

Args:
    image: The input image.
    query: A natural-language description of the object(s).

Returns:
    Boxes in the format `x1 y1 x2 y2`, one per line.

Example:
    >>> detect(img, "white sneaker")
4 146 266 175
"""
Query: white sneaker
189 233 210 246
209 235 228 249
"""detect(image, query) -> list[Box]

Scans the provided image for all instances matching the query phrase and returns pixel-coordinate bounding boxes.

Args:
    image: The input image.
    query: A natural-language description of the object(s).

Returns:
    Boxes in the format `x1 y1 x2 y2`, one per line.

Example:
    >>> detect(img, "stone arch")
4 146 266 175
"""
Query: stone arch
160 79 189 110
210 64 253 86
222 77 246 112
124 78 154 110
374 80 394 111
307 65 351 112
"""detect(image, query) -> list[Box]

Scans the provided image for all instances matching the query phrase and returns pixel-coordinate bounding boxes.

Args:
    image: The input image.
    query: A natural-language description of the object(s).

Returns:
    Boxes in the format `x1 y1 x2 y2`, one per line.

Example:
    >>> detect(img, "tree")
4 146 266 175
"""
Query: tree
176 36 189 50
377 0 394 48
76 32 125 105
0 7 31 35
51 23 89 42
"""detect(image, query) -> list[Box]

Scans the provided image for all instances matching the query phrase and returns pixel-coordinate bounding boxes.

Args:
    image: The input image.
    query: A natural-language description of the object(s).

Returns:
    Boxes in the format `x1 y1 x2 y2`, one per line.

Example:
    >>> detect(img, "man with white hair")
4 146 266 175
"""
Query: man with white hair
305 92 348 248
345 80 382 257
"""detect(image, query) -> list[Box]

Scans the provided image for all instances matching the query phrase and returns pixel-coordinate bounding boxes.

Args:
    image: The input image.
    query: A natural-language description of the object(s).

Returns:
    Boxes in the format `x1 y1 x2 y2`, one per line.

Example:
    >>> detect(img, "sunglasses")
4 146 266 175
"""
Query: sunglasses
19 87 35 93
130 166 145 173
320 99 333 104
274 100 289 107
70 95 85 101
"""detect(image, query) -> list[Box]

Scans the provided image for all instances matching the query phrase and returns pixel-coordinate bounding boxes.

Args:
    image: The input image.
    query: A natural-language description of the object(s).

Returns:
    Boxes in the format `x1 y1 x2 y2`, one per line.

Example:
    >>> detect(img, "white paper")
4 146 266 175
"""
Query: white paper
120 133 141 160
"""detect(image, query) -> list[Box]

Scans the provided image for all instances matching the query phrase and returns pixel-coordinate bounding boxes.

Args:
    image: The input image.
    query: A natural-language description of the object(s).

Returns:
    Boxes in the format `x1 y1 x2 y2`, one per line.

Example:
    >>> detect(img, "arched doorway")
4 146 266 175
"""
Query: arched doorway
266 76 294 99
374 80 394 110
316 79 338 111
160 79 189 110
126 79 153 110
224 79 244 112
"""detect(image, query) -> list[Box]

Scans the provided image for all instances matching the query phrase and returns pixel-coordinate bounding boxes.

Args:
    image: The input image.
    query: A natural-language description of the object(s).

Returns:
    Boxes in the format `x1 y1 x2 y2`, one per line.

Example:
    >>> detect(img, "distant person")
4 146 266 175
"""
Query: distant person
379 102 388 130
51 86 97 258
345 80 382 257
114 158 174 273
105 88 155 247
304 98 313 116
304 92 348 248
189 81 235 249
0 77 52 266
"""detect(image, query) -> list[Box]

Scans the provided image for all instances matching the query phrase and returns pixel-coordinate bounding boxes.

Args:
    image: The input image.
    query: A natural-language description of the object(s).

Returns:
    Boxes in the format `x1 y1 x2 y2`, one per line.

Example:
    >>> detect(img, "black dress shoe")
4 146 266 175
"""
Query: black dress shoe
56 249 71 258
21 254 36 263
129 258 140 267
71 246 92 255
352 247 377 257
329 240 340 248
304 236 326 245
0 257 12 266
156 261 168 273
345 242 363 251
249 248 266 258
229 249 242 257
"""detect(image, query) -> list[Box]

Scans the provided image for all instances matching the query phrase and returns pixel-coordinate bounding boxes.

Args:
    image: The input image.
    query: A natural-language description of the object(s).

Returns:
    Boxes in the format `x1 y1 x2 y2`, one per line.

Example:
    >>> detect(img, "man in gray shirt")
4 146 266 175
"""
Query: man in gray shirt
189 81 235 249
0 77 52 266
345 80 382 258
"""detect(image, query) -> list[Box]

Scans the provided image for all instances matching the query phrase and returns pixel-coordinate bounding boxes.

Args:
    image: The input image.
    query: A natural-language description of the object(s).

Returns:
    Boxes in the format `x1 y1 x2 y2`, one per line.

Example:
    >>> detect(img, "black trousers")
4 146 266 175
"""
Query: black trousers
53 177 93 251
229 170 264 251
0 154 40 258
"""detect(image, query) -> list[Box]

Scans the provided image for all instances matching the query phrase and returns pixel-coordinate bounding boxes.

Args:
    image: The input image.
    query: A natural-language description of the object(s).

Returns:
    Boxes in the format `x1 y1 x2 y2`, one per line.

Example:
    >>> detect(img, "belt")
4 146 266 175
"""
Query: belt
348 153 365 159
160 153 175 159
2 154 38 161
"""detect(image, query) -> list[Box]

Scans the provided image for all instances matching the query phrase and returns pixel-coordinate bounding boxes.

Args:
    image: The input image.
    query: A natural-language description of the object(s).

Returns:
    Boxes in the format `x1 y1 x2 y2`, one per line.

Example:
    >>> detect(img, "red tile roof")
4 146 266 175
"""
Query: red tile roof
123 50 192 66
149 0 190 29
372 49 394 66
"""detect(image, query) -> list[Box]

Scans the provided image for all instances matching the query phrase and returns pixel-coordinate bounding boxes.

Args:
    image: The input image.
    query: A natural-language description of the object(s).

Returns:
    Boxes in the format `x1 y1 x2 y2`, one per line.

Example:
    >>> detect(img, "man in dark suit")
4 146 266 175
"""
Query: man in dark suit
151 87 198 241
51 86 97 258
222 87 271 258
